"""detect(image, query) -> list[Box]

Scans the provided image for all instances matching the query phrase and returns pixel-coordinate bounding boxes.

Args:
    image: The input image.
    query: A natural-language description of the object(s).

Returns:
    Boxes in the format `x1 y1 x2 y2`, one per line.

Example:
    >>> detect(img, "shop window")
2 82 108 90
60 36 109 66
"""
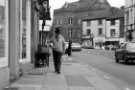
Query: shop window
0 1 5 57
0 0 8 67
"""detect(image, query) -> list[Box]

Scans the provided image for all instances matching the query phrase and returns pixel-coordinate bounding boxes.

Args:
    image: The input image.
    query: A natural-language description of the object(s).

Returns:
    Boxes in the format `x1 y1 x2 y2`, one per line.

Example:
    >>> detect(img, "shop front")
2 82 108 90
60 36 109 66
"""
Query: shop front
0 0 36 89
0 0 9 89
9 0 32 82
19 0 32 73
94 37 105 49
81 36 94 49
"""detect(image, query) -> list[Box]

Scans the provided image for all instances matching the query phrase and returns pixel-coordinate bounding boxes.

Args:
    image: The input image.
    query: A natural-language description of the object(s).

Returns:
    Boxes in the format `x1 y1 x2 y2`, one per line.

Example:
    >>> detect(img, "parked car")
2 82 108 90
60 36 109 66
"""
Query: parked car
65 42 82 52
115 42 135 63
72 42 82 51
82 45 94 49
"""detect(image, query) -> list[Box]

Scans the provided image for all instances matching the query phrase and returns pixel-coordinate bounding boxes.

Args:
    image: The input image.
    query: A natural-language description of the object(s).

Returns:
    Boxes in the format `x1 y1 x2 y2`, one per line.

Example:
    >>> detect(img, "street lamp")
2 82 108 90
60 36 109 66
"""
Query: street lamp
37 0 51 45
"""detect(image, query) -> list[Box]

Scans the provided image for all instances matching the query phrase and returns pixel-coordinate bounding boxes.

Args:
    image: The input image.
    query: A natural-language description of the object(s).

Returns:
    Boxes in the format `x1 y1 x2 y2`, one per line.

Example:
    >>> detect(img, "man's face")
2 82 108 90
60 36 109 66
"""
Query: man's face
42 1 48 8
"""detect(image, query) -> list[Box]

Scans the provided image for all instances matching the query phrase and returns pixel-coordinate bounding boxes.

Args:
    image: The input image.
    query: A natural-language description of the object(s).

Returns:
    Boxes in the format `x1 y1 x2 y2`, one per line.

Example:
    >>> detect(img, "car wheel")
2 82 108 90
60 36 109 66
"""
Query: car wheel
115 54 119 63
115 56 119 63
116 58 119 63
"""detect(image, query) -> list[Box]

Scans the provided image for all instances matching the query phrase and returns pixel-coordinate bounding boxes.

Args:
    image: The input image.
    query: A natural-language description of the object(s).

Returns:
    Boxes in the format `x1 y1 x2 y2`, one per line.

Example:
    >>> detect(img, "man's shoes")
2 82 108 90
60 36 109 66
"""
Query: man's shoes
57 71 61 74
55 71 60 74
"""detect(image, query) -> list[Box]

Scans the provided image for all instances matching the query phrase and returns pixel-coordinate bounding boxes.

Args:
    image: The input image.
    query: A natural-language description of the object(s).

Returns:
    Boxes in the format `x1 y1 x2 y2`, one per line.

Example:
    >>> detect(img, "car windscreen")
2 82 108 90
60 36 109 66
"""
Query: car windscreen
126 43 135 51
72 43 80 47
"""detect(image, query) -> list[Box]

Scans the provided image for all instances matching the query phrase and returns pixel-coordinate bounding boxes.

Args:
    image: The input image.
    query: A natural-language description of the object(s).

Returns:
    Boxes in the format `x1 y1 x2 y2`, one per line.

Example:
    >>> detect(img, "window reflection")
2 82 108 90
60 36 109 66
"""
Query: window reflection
0 0 5 57
22 0 27 59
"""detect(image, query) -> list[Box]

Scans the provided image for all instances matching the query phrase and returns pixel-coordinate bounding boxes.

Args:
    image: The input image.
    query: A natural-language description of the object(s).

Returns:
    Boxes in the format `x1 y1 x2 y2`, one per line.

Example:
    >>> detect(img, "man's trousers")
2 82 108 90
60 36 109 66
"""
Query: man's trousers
53 50 62 73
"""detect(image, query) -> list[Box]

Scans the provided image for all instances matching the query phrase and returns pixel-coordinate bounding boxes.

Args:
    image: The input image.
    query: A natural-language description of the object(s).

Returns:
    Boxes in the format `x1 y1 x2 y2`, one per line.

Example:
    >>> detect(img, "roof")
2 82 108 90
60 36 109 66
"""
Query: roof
82 9 110 20
54 0 110 14
53 0 124 20
106 7 124 20
83 7 124 21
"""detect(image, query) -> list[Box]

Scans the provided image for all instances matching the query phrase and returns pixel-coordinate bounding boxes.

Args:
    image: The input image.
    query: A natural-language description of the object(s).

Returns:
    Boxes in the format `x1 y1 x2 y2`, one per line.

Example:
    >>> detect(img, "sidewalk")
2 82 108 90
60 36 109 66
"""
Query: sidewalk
4 57 121 90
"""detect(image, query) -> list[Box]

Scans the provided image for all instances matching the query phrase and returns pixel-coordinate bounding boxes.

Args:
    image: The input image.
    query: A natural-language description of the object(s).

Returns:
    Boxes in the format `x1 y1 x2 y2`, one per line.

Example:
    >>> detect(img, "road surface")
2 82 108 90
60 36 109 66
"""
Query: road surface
71 49 135 90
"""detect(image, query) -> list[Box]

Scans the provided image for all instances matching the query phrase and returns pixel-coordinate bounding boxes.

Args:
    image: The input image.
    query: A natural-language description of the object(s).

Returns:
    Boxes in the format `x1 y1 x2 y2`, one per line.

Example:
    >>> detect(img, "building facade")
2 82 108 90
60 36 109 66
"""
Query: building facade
125 0 135 41
52 0 110 43
0 0 39 89
82 7 125 48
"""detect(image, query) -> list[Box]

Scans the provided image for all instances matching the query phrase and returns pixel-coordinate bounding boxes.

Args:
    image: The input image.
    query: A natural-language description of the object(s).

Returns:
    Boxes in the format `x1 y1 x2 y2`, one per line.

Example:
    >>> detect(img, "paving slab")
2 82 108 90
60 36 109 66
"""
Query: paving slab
65 75 93 87
41 86 68 90
68 87 95 90
6 60 122 90
42 74 67 87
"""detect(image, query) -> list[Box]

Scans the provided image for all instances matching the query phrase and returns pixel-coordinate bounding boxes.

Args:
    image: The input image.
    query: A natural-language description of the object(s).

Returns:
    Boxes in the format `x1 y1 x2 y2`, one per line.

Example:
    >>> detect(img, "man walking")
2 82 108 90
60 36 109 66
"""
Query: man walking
52 27 65 74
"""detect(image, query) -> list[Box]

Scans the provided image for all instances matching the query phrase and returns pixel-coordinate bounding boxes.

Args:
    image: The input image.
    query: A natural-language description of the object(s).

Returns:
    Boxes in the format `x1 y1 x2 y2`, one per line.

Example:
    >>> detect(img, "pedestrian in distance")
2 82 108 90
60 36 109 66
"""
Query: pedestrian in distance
51 27 65 74
67 40 72 56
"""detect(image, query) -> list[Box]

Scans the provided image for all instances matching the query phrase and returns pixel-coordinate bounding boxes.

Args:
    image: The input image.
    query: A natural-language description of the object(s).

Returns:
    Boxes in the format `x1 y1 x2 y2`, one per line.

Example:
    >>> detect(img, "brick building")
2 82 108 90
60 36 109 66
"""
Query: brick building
52 0 110 43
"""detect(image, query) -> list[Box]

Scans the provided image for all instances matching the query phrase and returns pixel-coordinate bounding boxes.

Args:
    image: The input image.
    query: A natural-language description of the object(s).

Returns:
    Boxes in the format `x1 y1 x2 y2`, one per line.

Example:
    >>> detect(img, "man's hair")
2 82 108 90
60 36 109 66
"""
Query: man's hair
55 27 61 34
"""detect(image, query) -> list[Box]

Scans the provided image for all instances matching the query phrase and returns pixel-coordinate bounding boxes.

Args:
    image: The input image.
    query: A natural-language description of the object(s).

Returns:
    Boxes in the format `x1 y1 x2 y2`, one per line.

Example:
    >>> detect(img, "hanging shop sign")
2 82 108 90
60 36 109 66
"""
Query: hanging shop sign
38 0 51 20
